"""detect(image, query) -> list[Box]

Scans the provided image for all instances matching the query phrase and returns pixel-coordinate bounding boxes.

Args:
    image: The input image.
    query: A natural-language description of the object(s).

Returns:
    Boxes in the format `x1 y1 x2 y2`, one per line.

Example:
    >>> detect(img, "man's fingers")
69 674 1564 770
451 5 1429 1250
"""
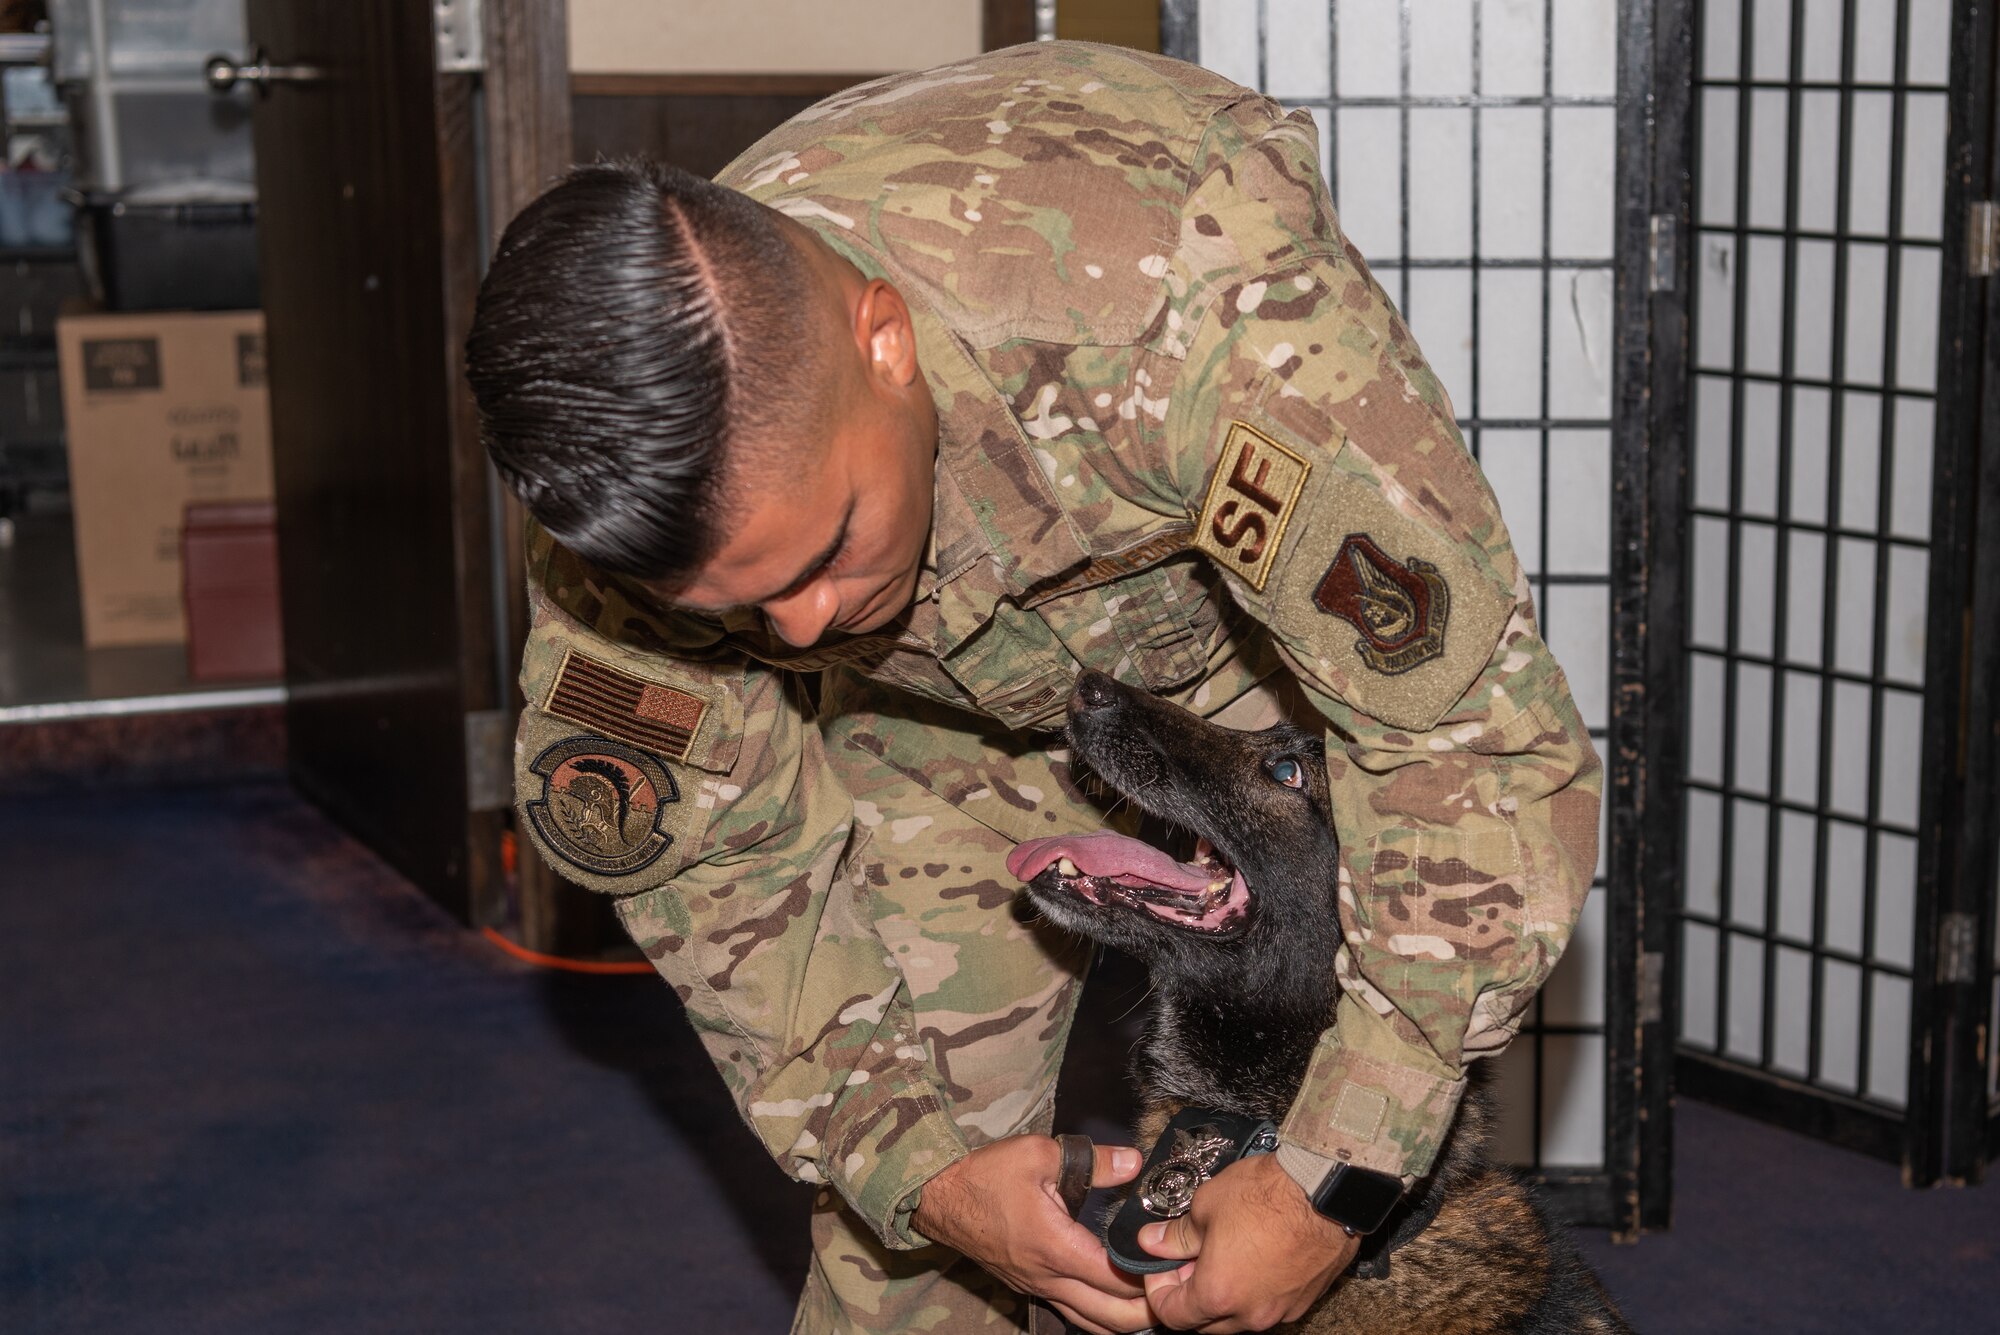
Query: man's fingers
1136 1210 1202 1261
1047 1301 1117 1335
1045 1282 1155 1335
1091 1143 1142 1187
1046 1217 1147 1298
1141 1265 1217 1332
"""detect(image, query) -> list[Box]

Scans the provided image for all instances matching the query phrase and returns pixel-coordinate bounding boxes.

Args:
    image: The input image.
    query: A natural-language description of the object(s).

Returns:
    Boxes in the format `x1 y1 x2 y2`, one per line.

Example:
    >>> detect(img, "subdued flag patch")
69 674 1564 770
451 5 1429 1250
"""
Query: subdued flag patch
543 648 709 762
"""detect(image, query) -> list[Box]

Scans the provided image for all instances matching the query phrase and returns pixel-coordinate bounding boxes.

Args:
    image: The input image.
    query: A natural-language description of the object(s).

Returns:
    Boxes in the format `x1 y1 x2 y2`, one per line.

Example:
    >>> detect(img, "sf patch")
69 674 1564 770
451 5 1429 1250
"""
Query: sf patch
1315 533 1450 675
527 737 679 877
1193 421 1311 591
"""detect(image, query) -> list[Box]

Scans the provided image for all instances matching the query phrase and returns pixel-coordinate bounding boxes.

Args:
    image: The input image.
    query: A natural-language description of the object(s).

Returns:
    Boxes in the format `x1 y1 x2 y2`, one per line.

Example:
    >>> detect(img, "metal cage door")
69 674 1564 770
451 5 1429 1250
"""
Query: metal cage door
1675 0 1997 1187
1161 0 1683 1232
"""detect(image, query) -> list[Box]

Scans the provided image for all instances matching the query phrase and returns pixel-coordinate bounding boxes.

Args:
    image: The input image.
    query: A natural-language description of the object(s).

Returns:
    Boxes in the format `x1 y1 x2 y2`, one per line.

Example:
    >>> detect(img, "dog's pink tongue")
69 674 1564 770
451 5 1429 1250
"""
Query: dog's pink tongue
1007 832 1213 891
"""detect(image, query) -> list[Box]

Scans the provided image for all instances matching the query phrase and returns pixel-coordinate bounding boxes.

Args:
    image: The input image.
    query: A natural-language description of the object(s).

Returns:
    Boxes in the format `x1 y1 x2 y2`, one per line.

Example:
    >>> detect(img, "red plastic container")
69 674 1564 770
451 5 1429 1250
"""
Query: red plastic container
181 499 282 682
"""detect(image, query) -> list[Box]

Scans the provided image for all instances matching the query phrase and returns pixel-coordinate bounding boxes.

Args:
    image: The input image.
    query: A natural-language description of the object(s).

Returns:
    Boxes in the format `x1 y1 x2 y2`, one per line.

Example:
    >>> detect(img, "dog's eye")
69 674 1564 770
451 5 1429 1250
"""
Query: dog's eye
1268 757 1306 789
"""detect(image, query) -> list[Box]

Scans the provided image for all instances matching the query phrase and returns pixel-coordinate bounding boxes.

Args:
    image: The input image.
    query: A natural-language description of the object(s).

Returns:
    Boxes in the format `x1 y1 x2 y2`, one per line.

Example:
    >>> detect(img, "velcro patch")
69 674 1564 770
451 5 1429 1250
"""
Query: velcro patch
1270 446 1514 733
1193 421 1311 592
1331 1085 1390 1142
526 737 679 877
543 648 709 762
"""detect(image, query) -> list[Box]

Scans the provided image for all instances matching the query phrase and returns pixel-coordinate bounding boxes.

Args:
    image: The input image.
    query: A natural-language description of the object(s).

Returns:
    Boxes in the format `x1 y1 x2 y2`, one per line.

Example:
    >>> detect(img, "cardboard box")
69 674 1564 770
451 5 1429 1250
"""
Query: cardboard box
57 309 273 647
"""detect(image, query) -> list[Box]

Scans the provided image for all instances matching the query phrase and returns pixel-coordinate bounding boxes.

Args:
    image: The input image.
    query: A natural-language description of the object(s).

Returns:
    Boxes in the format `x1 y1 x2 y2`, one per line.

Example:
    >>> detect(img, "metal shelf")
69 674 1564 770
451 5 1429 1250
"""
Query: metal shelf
0 33 50 67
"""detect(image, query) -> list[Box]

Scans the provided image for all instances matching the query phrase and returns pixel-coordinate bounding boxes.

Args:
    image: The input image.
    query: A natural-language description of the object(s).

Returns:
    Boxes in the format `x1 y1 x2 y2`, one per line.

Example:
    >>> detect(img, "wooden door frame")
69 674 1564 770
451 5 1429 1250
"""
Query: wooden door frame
457 0 578 947
986 0 1038 49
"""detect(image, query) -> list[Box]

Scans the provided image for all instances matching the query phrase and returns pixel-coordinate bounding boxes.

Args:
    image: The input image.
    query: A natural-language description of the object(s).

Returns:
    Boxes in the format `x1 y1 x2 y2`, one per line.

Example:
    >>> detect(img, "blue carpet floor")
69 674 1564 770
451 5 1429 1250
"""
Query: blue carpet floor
3 781 1996 1333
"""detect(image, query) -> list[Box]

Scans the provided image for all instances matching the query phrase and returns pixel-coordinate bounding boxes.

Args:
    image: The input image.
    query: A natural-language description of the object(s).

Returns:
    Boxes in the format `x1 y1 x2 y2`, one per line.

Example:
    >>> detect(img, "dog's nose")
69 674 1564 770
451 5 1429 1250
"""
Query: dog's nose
1071 669 1119 712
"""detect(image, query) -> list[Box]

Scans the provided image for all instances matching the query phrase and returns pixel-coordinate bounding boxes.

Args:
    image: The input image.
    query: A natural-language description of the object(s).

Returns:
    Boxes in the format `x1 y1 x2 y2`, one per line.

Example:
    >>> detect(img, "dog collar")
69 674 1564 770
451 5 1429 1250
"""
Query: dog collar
1104 1106 1422 1281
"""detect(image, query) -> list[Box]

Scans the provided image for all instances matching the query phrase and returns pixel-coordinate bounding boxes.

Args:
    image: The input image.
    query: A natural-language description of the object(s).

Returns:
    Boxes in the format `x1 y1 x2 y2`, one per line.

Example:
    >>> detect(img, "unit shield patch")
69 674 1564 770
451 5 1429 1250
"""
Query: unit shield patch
526 736 680 877
1193 421 1311 591
1314 533 1450 675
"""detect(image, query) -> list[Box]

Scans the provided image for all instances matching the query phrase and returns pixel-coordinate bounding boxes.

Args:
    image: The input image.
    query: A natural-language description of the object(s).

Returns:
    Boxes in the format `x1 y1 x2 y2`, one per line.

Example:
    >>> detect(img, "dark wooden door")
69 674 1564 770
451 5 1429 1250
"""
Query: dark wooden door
236 1 505 920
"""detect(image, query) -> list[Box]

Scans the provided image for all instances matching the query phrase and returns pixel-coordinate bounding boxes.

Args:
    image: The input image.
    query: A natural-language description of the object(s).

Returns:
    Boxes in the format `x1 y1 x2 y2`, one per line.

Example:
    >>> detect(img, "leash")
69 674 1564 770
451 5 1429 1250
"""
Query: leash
1036 1134 1101 1335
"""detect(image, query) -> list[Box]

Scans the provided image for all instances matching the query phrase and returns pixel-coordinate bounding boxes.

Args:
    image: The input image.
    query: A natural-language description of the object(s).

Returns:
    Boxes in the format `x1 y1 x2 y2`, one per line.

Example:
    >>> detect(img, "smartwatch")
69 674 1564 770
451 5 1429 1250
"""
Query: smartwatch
1308 1162 1405 1235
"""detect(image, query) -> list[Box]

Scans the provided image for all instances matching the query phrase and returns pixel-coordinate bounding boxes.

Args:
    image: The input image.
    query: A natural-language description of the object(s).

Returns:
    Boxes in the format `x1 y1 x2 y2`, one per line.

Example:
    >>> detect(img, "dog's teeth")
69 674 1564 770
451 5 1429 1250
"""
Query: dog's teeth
1195 837 1213 862
1057 857 1081 877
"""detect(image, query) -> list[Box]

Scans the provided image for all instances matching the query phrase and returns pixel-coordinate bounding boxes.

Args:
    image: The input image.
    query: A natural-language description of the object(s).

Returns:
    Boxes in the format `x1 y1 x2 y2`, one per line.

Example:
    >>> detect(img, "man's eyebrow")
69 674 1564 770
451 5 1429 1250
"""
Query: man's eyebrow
654 509 852 617
765 509 851 604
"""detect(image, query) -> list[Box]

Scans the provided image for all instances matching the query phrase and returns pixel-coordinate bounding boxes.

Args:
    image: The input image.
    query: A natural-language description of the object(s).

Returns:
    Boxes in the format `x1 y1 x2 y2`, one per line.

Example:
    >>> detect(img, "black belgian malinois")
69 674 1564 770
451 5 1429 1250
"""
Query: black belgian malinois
1009 670 1632 1334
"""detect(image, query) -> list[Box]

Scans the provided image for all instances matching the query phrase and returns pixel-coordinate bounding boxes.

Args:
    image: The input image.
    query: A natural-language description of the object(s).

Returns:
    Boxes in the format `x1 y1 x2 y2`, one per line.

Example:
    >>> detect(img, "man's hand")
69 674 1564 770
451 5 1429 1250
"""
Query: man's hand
913 1134 1152 1335
1136 1152 1360 1333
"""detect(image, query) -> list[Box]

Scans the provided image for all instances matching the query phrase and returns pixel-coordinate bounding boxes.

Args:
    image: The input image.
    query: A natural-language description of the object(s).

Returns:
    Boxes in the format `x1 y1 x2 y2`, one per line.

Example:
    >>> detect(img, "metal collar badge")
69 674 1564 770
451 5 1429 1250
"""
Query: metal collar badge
1104 1107 1280 1275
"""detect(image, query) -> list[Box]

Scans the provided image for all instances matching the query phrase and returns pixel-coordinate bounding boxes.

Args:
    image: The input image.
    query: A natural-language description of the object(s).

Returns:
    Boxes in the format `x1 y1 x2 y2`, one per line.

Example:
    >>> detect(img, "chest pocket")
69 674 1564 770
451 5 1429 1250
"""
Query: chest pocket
1031 552 1215 697
931 540 1218 731
935 604 1078 732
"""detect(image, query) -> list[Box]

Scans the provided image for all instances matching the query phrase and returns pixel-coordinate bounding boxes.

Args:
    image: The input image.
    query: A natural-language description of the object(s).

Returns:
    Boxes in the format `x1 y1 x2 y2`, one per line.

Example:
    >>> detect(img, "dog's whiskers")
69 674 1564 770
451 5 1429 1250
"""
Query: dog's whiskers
1111 979 1156 1026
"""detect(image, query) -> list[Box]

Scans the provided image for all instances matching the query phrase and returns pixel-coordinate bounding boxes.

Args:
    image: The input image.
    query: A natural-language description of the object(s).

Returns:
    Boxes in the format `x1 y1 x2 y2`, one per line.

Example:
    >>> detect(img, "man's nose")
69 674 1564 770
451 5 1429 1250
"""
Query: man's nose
762 578 839 648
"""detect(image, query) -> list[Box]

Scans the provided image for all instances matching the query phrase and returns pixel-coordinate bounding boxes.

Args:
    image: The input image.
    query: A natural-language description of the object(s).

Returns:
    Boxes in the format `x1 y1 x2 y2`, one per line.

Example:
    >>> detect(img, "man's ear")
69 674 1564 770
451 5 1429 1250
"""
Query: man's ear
853 280 920 390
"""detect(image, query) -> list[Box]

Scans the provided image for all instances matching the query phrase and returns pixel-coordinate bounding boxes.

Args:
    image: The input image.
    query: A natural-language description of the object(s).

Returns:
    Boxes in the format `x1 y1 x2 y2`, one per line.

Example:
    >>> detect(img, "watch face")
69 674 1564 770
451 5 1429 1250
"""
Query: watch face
1317 1165 1404 1233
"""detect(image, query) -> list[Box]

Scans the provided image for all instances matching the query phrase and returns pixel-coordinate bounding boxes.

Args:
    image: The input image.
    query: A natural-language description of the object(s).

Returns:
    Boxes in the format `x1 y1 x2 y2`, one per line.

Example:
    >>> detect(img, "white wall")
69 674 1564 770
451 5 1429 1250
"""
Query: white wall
569 0 984 74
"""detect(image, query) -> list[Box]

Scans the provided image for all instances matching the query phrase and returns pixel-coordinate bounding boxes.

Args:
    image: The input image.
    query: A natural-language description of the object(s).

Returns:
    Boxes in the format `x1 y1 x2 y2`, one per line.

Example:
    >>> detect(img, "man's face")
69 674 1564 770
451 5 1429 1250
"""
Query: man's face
652 255 939 649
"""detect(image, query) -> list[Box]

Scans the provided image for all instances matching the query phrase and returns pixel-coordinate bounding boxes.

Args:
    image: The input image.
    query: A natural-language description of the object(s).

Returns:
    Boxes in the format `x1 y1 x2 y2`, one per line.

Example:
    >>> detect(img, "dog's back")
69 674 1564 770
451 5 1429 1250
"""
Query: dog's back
1017 671 1632 1333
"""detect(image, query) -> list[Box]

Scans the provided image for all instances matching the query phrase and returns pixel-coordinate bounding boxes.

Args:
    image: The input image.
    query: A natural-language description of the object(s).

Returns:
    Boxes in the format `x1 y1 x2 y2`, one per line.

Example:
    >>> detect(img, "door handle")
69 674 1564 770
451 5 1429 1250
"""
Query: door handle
204 47 327 96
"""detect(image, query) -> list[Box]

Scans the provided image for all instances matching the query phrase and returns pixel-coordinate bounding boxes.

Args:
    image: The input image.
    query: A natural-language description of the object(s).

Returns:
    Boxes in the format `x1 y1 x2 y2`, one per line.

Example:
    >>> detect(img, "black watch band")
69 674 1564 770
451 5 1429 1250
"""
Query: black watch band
1308 1162 1404 1235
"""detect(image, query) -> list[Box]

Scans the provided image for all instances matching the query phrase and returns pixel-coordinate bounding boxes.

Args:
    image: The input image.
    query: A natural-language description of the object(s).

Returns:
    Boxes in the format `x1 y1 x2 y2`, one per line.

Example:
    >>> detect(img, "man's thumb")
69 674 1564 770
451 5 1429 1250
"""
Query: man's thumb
1093 1144 1142 1187
1137 1211 1202 1261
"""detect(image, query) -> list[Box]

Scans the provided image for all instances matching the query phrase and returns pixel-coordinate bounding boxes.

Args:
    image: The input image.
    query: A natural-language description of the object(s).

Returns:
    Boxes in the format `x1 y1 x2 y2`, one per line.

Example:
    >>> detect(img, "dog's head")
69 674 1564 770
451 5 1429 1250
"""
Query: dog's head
1008 670 1342 975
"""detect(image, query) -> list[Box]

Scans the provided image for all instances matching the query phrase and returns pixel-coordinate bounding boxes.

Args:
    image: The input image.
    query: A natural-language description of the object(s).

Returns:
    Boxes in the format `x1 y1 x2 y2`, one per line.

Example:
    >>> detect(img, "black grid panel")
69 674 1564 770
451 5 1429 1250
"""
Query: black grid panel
1167 0 1650 1221
1955 0 2000 1175
1676 0 1955 1137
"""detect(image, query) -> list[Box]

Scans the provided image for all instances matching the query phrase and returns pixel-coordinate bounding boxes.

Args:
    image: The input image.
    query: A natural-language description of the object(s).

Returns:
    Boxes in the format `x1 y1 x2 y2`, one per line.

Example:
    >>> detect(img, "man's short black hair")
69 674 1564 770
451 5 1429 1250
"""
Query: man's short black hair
466 158 824 581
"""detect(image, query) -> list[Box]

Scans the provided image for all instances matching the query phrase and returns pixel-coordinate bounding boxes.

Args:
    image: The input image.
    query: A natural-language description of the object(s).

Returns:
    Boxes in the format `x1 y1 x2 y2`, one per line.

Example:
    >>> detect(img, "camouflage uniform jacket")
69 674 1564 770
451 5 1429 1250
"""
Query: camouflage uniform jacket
513 43 1602 1250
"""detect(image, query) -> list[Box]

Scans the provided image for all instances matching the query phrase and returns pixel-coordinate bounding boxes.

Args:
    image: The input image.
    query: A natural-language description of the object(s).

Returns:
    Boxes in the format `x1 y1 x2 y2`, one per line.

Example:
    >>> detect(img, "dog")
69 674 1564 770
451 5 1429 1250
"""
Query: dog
1010 670 1633 1334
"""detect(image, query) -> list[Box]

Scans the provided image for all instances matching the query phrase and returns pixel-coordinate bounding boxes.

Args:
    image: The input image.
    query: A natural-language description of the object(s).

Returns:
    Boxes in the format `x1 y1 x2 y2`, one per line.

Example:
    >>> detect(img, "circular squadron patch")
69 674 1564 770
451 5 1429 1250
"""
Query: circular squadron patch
526 737 679 877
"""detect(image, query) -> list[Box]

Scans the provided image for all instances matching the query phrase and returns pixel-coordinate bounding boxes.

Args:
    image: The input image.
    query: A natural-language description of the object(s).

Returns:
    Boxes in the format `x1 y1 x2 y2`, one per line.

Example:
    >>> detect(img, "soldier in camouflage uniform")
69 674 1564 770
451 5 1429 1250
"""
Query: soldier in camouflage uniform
468 41 1601 1335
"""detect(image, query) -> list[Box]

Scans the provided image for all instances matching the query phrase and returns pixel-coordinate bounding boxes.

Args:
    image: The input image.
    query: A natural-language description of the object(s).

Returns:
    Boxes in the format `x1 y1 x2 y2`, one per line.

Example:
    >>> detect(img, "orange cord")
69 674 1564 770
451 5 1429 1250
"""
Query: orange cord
480 926 655 975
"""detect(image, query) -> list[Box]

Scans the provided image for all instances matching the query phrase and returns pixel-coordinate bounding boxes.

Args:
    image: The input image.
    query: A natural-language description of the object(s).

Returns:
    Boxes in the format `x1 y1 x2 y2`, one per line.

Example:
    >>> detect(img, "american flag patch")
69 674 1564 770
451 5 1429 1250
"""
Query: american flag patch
542 649 709 763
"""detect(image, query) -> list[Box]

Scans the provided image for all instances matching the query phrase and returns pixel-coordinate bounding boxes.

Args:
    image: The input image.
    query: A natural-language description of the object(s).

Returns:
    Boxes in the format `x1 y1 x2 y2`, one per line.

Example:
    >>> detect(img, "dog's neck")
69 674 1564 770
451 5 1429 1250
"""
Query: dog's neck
1133 941 1338 1122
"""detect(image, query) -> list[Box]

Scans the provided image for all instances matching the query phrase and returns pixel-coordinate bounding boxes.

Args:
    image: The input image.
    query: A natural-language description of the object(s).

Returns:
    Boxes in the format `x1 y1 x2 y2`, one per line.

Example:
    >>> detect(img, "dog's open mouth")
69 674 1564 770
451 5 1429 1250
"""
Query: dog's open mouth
1006 832 1253 935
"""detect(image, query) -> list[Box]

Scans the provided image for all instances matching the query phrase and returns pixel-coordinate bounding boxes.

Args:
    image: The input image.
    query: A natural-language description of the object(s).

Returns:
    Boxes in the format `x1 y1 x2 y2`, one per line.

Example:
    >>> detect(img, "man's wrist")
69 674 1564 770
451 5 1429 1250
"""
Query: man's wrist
907 1150 970 1245
1273 1140 1342 1201
826 1069 971 1250
1273 1141 1405 1236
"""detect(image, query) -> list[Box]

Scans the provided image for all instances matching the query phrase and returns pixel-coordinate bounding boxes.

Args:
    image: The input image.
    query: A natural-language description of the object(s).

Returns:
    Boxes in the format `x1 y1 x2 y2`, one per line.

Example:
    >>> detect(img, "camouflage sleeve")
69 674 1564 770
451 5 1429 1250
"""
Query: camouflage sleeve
1272 606 1602 1188
514 526 968 1247
1167 227 1602 1184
